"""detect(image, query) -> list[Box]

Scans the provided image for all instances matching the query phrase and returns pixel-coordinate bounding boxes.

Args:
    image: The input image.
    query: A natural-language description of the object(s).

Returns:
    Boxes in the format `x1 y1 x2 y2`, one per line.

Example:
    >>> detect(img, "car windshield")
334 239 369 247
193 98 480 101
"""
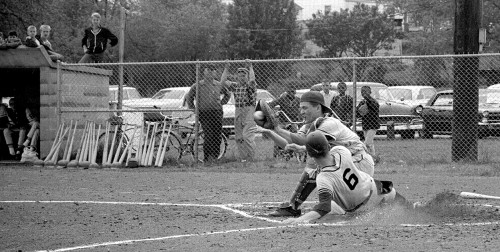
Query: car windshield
152 89 186 100
348 86 394 101
389 88 412 100
227 90 274 104
480 89 500 104
128 89 142 99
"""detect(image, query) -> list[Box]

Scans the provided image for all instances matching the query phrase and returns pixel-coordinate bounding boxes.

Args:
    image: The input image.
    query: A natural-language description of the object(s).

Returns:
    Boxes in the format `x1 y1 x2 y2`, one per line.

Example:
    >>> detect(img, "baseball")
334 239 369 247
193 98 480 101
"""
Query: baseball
253 111 265 121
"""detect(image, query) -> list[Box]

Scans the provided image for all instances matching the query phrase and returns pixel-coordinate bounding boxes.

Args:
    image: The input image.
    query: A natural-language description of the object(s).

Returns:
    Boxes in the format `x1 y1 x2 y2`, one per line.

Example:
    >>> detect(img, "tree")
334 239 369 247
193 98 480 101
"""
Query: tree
306 9 351 58
225 0 304 88
306 4 396 81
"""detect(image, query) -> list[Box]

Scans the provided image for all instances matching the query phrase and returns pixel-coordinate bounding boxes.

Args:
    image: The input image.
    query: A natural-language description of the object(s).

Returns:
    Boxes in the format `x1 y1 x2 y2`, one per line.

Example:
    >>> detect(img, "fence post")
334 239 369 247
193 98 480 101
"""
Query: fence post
194 62 200 163
117 6 126 116
57 60 62 127
351 59 357 133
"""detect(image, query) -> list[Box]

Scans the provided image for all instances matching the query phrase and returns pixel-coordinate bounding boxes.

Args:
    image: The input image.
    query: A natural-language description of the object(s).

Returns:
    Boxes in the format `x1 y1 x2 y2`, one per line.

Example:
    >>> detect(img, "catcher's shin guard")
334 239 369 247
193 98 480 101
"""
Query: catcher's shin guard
288 171 316 210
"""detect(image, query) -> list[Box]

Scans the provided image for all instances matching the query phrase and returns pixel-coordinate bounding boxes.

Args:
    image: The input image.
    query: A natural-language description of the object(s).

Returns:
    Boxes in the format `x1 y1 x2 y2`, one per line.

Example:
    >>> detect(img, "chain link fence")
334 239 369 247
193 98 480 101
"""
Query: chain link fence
58 54 500 167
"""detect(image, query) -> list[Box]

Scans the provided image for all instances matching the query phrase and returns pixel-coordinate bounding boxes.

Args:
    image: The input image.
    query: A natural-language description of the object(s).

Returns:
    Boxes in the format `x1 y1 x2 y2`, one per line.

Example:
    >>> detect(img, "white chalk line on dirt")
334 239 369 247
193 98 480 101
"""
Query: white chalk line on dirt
0 200 280 223
2 200 499 252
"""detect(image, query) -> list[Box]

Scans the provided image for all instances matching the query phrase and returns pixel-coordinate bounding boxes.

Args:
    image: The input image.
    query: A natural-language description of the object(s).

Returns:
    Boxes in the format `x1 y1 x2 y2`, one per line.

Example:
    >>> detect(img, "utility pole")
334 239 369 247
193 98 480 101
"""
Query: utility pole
452 0 481 161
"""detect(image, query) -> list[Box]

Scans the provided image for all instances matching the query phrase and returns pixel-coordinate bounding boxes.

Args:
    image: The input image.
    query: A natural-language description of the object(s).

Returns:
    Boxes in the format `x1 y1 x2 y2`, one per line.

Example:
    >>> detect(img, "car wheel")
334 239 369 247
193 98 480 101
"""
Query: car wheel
400 130 415 139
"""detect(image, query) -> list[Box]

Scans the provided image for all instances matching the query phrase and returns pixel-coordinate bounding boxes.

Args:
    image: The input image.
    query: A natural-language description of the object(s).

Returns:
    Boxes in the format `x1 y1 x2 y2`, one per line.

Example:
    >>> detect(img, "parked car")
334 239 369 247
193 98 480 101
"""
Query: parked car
388 86 437 106
487 83 500 89
300 82 423 139
123 87 275 135
109 85 142 106
419 89 500 138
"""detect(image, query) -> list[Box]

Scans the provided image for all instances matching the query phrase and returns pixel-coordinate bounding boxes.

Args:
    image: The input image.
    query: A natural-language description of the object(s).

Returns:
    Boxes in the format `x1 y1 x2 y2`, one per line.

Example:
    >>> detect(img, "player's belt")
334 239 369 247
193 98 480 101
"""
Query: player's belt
345 189 373 213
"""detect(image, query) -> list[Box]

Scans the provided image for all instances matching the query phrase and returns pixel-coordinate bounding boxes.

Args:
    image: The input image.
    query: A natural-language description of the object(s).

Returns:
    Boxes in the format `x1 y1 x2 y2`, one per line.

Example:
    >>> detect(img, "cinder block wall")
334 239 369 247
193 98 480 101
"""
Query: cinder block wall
39 66 111 158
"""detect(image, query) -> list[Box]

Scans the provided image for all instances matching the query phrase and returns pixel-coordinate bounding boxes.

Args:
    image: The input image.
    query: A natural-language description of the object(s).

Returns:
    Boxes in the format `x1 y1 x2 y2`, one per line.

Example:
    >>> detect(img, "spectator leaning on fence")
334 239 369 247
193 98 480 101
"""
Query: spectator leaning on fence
37 25 64 62
185 63 231 163
268 85 301 129
357 86 380 157
79 12 118 63
331 82 354 127
24 25 41 48
226 60 257 162
320 78 335 111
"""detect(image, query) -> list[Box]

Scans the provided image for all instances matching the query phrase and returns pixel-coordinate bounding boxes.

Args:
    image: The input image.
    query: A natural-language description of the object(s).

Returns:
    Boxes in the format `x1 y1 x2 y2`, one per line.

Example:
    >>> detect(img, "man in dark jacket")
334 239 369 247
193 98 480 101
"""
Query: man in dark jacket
357 86 380 156
79 12 118 63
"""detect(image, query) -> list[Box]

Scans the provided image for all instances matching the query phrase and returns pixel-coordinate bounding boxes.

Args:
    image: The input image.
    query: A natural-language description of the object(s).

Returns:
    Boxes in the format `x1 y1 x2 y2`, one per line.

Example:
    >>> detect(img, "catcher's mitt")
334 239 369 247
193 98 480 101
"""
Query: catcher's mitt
358 104 368 116
254 99 279 129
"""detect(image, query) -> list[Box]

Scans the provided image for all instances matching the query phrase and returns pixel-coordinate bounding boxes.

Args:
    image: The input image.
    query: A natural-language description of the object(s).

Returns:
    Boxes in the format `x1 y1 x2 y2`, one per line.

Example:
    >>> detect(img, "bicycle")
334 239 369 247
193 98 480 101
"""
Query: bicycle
149 111 228 164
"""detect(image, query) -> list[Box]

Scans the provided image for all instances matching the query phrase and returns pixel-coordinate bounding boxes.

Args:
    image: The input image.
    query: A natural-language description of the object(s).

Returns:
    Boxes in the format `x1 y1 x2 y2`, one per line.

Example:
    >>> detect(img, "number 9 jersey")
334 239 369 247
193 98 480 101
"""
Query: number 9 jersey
314 145 375 214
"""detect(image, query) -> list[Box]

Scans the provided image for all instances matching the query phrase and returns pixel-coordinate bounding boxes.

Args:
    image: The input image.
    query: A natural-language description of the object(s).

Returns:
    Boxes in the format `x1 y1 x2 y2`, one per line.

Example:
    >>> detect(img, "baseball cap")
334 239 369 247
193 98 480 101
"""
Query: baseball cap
300 91 334 114
305 131 330 158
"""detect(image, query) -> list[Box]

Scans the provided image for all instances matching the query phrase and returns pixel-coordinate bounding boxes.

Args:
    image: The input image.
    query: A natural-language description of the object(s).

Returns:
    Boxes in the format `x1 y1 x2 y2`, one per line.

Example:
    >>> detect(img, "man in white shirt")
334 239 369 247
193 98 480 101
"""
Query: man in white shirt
320 78 335 111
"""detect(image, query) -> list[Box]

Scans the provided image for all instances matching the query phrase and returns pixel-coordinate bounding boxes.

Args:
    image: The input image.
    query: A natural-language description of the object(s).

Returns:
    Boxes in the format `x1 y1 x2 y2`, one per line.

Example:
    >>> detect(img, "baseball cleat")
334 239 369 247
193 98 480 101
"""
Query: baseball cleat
269 206 301 217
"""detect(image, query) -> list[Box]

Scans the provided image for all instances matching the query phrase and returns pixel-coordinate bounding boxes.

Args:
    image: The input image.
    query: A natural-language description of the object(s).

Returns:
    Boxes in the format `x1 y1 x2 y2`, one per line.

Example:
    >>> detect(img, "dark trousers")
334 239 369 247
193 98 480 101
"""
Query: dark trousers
199 108 223 161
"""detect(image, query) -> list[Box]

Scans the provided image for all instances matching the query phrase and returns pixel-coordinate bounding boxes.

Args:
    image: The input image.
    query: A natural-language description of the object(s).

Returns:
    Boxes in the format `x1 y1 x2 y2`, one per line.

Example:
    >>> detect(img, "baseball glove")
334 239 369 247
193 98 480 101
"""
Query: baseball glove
358 104 368 116
254 99 279 129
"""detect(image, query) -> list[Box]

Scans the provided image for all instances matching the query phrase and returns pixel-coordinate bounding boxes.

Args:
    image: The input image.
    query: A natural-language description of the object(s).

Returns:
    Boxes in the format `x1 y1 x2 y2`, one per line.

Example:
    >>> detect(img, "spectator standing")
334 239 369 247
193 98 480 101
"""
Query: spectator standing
331 82 354 126
226 60 257 162
24 25 41 47
79 12 118 63
185 64 231 163
37 25 64 61
319 78 335 112
357 86 380 156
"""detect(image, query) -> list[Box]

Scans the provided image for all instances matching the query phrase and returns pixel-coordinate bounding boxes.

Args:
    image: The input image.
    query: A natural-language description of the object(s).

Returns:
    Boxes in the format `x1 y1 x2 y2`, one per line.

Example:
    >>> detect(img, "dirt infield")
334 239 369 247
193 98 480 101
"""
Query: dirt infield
1 164 500 252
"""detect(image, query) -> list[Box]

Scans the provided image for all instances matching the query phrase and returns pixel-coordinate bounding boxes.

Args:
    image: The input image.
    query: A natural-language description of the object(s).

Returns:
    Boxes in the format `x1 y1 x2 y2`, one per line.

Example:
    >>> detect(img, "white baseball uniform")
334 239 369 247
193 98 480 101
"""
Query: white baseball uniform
313 146 394 216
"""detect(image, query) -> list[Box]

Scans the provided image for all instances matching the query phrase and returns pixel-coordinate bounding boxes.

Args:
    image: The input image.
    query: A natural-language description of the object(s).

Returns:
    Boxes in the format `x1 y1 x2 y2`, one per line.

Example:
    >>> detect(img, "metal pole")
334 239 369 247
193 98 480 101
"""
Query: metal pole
194 62 200 163
117 6 126 116
351 59 357 133
57 60 62 127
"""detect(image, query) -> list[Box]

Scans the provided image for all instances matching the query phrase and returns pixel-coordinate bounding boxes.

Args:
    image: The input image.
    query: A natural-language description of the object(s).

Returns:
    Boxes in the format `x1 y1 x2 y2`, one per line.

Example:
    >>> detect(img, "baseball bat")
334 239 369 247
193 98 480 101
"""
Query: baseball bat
140 123 151 166
101 122 110 166
119 126 137 168
155 120 167 167
146 123 159 166
89 124 102 169
80 121 93 169
125 125 138 167
60 120 73 165
106 125 119 167
67 121 88 168
111 127 126 168
44 122 64 162
133 123 145 167
46 125 70 167
158 122 173 167
77 121 90 165
460 192 500 201
57 120 78 168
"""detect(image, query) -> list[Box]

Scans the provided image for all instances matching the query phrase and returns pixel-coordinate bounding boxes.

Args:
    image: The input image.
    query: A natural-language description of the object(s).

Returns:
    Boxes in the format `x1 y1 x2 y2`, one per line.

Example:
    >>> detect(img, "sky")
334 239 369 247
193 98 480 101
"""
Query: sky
220 1 375 20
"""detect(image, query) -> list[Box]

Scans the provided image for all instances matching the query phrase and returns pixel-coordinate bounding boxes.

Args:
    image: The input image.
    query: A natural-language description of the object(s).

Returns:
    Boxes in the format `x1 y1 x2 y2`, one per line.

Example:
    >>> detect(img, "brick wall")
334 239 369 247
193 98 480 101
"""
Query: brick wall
39 66 112 157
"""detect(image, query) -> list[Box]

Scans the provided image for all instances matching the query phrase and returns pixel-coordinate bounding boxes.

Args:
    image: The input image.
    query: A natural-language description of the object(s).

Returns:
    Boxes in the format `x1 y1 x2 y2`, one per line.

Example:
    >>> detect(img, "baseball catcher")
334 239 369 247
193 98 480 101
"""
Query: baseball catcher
251 91 375 217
